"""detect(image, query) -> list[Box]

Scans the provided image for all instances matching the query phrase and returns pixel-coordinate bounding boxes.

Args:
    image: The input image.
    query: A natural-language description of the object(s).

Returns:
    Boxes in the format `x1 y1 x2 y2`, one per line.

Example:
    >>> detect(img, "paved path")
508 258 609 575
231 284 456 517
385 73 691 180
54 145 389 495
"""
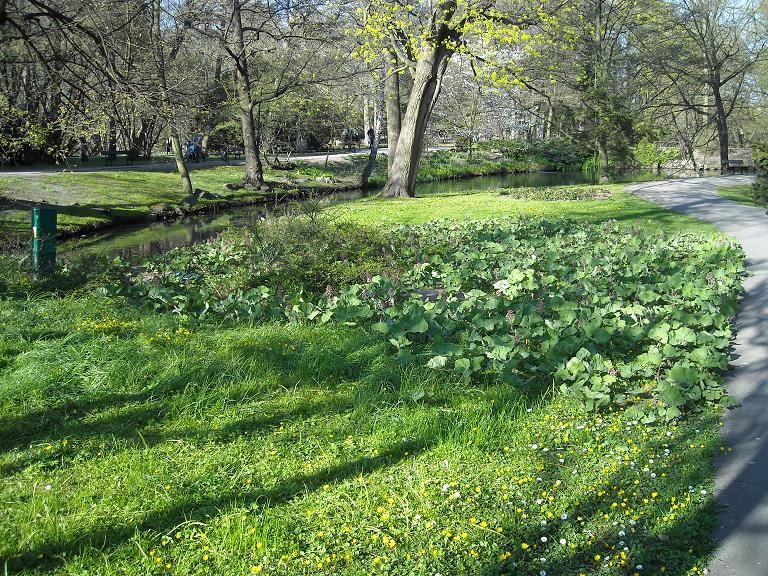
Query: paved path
628 176 768 576
0 148 391 177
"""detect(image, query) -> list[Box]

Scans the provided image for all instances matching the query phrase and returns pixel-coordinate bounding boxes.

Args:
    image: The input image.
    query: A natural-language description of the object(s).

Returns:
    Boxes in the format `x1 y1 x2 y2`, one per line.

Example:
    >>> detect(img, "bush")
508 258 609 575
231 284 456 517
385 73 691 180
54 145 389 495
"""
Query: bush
752 143 768 206
129 204 394 299
478 139 590 171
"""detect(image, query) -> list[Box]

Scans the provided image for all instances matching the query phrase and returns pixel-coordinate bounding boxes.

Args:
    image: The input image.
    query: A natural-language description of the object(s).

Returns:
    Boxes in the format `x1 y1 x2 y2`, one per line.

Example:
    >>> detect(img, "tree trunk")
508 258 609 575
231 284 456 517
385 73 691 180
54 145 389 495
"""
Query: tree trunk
151 0 192 193
597 135 610 183
712 82 729 175
544 104 553 140
361 142 378 189
363 95 370 136
382 44 452 198
232 0 264 188
385 48 401 172
171 133 193 196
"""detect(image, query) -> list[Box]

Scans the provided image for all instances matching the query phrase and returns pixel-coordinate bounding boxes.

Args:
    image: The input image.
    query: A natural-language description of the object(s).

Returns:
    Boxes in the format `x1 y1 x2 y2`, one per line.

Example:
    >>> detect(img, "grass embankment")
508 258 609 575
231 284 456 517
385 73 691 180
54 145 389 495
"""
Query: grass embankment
0 186 744 575
715 184 762 207
0 150 524 240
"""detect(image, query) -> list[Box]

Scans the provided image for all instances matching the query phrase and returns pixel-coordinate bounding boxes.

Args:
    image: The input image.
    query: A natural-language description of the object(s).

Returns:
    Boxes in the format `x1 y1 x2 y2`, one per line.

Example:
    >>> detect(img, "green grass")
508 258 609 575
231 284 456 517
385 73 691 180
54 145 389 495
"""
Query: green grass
0 295 721 575
336 186 715 234
0 182 735 575
716 184 761 207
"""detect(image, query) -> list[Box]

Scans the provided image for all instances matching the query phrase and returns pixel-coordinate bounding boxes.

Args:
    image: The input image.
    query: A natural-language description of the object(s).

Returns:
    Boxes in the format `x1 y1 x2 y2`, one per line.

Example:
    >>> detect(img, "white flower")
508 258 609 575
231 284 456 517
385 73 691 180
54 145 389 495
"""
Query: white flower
44 484 52 491
618 530 626 537
540 571 547 576
540 520 547 526
559 538 567 545
701 489 708 495
560 513 568 520
541 536 548 543
636 565 644 570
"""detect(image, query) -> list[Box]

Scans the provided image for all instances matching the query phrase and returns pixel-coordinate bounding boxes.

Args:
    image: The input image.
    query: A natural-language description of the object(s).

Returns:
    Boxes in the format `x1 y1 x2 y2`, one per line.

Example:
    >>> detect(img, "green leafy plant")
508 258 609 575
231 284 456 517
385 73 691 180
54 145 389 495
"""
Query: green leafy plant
114 218 744 421
498 186 612 200
752 143 768 206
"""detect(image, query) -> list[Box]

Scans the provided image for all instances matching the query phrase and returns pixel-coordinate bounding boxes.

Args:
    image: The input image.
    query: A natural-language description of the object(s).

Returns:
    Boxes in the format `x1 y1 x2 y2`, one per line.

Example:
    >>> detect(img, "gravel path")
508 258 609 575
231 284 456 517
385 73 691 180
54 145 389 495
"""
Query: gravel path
628 176 768 576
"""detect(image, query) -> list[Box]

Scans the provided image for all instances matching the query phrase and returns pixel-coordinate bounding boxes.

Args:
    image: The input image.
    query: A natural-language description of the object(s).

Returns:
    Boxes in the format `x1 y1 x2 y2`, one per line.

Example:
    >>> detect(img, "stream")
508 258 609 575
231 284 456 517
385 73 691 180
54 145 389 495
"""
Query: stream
62 171 598 259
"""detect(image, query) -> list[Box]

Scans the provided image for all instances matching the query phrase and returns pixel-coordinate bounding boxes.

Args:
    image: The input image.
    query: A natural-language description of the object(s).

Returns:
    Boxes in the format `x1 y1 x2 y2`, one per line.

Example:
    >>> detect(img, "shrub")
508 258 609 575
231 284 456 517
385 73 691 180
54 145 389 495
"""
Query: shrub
752 143 768 206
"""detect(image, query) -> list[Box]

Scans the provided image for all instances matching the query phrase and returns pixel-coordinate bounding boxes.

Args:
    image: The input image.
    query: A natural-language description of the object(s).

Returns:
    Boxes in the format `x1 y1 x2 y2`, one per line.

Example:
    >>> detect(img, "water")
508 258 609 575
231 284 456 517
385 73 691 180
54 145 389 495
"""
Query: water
59 171 604 259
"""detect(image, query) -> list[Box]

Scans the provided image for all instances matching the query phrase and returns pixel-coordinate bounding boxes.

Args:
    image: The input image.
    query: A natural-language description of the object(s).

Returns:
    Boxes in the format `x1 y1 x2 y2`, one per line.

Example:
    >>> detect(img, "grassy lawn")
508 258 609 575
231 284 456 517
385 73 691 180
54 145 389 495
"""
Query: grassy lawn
715 184 762 207
0 186 742 575
337 186 715 234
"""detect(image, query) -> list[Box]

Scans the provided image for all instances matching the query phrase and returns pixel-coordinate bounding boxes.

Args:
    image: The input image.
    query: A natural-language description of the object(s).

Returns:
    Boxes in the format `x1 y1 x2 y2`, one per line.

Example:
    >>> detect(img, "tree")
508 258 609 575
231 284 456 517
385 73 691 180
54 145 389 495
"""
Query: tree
203 0 356 189
151 0 193 196
652 0 767 173
356 0 561 197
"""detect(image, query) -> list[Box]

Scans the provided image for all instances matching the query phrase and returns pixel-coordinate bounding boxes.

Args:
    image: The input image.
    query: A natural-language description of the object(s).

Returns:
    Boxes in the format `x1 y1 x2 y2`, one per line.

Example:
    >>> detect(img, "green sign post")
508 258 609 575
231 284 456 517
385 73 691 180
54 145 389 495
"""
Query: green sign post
32 207 57 274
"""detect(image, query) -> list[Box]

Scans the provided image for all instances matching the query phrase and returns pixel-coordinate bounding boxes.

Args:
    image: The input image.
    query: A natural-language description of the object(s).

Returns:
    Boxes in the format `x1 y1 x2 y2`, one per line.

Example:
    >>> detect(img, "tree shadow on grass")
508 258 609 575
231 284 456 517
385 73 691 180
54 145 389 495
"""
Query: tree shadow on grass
6 436 432 573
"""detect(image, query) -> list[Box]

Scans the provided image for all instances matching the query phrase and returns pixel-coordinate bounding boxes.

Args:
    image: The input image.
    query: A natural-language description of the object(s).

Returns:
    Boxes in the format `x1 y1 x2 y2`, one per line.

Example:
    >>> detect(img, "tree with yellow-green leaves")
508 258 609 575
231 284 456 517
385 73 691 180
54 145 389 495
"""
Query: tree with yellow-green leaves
354 0 567 197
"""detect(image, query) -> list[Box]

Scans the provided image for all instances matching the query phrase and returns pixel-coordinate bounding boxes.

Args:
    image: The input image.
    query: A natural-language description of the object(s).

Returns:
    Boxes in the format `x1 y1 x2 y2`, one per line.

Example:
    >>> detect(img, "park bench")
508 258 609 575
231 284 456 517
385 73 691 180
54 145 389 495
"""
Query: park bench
106 149 139 166
724 159 747 174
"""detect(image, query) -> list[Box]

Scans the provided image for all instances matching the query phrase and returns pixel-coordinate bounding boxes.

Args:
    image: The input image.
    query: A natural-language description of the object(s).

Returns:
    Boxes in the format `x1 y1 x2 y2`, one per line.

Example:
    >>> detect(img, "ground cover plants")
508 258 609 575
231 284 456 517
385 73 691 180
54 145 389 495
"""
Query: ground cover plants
498 187 612 200
0 187 745 575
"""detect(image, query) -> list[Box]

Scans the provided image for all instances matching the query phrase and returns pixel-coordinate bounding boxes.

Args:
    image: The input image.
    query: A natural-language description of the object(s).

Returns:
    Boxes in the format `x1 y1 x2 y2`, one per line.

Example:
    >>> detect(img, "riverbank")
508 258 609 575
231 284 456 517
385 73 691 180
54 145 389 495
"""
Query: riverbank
0 150 568 243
